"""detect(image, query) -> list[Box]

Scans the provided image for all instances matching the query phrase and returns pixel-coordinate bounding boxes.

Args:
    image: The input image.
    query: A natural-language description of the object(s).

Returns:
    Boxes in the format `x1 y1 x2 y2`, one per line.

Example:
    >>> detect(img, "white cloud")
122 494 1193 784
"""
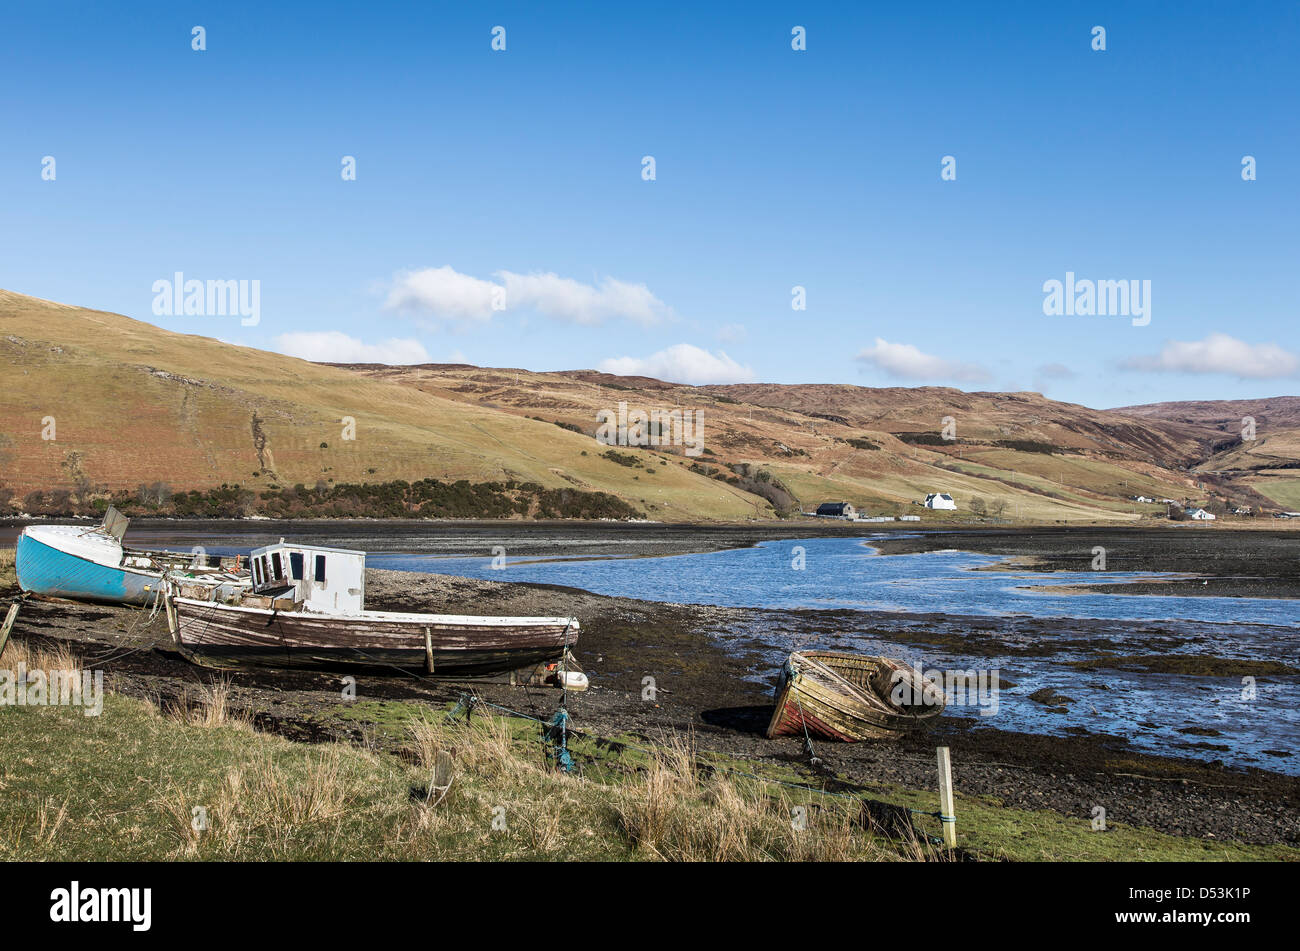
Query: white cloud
854 338 990 383
599 343 755 385
1121 333 1299 379
384 266 499 322
715 322 747 344
273 331 430 365
383 265 671 326
1036 362 1076 380
499 271 669 326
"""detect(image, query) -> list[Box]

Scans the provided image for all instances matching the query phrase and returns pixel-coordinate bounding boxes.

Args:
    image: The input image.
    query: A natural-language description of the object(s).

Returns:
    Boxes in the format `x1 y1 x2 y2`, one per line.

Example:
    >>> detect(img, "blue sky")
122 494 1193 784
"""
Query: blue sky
2 1 1296 408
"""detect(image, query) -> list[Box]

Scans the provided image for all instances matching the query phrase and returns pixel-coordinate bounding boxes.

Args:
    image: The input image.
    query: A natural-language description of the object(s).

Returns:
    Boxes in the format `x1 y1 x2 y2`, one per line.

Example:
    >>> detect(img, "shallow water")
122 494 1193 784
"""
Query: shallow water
11 526 1297 773
368 537 1298 626
366 537 1299 774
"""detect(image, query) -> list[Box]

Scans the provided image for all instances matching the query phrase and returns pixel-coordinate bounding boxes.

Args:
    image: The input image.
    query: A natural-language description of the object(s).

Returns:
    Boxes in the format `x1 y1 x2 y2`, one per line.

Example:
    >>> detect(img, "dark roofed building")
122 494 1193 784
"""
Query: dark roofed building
815 502 855 518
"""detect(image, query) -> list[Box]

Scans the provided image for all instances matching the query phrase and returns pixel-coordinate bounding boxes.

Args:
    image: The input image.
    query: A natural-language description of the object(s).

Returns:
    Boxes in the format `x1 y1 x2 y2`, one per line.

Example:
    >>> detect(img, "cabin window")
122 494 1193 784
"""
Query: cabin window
289 551 304 580
252 560 262 586
272 552 284 580
315 554 326 582
259 556 272 586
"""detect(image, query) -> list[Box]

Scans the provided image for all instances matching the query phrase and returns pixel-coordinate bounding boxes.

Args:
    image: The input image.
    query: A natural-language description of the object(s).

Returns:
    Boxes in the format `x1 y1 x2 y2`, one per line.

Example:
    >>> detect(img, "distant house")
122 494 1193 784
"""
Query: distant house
1188 508 1216 520
816 502 855 518
924 493 956 510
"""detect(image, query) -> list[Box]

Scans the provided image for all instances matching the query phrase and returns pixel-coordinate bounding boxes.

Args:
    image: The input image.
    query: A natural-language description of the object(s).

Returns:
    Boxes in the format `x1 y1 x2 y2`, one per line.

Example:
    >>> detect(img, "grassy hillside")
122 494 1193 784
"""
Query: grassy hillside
0 290 762 521
343 364 1238 522
3 288 1293 522
1113 397 1300 510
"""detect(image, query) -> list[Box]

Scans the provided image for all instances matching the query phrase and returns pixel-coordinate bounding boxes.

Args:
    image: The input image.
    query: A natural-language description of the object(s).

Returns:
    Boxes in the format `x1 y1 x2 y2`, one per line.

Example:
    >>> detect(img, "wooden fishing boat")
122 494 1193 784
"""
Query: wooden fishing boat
164 540 585 688
16 507 248 606
766 650 945 741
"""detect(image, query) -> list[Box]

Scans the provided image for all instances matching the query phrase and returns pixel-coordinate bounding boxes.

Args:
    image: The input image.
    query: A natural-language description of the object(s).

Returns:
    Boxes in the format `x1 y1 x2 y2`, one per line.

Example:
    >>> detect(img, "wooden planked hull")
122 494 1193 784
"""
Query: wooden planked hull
766 650 945 742
170 597 578 676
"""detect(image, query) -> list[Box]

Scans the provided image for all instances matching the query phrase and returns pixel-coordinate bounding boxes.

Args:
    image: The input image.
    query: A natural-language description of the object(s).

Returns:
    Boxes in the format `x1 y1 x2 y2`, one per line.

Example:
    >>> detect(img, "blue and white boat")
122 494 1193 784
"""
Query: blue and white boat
16 509 247 606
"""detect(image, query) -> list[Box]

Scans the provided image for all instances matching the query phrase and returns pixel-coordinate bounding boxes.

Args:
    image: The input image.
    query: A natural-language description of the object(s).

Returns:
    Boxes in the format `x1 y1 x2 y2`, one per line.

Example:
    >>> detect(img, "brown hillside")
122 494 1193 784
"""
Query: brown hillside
3 288 1291 521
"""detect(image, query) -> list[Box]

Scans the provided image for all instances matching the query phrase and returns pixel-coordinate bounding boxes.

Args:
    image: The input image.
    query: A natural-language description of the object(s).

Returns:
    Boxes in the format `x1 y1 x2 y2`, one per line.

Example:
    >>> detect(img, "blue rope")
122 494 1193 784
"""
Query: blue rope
546 706 573 773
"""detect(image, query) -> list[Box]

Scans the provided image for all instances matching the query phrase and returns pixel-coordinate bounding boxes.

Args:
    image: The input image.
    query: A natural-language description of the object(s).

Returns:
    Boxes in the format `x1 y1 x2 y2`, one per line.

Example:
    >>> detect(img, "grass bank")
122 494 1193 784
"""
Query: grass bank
1 681 1292 862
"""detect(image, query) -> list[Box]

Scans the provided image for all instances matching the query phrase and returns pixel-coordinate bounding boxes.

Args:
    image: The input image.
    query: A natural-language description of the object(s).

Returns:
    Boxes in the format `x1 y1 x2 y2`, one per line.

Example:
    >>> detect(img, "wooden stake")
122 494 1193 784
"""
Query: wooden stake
433 750 454 789
163 593 180 645
0 600 19 659
936 746 956 848
428 749 455 806
424 627 434 674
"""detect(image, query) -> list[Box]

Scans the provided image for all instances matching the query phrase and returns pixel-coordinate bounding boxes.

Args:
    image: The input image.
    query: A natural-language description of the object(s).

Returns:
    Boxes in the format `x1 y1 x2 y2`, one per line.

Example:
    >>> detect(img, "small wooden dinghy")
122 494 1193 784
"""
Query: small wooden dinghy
766 650 945 741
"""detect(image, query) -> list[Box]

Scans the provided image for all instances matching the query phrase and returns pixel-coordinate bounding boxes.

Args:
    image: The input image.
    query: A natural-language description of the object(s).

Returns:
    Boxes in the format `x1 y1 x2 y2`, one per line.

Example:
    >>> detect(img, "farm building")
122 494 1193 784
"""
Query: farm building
1188 508 1216 520
815 502 856 518
924 493 956 510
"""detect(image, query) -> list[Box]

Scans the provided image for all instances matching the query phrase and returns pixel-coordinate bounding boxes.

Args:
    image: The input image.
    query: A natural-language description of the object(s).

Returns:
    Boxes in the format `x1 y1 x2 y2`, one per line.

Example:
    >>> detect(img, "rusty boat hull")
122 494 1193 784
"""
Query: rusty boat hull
766 650 945 742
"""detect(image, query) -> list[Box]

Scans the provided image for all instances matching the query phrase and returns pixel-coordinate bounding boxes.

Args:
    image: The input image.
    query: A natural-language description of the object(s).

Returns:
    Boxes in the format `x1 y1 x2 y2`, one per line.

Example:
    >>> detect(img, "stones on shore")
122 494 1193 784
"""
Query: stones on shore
1027 687 1074 713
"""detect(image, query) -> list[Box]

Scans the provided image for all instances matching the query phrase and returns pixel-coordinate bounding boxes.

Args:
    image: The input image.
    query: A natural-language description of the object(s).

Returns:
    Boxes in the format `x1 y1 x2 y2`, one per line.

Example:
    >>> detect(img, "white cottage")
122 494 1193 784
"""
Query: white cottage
1188 509 1216 521
249 540 366 613
924 493 957 510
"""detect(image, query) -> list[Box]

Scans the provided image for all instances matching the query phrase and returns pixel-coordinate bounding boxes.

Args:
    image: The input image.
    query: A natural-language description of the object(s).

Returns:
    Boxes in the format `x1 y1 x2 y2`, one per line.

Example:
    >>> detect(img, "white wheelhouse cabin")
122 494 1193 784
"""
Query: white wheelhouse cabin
249 540 366 614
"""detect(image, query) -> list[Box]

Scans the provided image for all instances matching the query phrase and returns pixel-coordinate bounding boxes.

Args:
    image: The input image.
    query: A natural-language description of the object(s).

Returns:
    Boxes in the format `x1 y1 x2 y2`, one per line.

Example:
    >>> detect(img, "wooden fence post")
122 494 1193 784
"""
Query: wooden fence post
0 600 20 659
936 746 956 848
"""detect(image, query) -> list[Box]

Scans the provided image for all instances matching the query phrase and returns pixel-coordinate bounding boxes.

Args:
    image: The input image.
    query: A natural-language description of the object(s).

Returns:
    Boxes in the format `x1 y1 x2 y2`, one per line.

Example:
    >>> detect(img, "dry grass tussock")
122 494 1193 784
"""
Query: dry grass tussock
407 720 941 862
139 700 948 861
609 732 919 861
158 748 355 859
396 713 582 857
166 677 252 730
1 636 84 676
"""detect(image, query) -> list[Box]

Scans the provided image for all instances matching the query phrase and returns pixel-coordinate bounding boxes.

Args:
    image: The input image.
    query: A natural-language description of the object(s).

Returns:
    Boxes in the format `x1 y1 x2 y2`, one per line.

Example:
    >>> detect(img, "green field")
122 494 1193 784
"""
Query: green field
1249 476 1300 510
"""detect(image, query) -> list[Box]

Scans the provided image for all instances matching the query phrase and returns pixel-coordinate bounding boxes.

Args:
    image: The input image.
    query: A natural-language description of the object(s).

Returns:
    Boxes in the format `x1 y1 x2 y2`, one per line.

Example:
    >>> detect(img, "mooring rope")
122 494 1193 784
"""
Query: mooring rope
784 658 823 768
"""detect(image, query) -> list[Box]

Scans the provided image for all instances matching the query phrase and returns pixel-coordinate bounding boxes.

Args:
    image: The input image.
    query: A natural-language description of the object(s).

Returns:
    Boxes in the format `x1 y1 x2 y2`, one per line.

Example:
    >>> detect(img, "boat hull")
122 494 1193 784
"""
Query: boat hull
766 651 945 742
16 532 159 606
170 597 579 676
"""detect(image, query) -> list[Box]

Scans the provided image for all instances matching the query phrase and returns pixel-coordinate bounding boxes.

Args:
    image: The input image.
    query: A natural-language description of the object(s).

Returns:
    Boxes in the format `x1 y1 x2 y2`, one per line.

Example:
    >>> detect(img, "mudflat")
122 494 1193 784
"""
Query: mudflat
870 525 1300 598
